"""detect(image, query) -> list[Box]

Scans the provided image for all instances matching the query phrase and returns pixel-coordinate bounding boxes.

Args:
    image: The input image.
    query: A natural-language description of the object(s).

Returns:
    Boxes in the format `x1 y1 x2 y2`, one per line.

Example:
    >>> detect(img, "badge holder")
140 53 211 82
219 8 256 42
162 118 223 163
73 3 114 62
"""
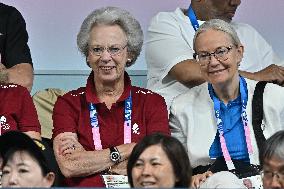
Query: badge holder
101 167 130 188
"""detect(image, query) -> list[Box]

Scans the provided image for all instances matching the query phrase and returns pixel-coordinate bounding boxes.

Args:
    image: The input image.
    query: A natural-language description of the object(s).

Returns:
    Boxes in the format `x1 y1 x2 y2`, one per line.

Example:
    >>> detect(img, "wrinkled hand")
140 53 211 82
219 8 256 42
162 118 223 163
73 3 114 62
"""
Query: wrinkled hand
110 160 128 175
191 171 213 188
107 143 137 175
255 64 284 86
57 134 85 155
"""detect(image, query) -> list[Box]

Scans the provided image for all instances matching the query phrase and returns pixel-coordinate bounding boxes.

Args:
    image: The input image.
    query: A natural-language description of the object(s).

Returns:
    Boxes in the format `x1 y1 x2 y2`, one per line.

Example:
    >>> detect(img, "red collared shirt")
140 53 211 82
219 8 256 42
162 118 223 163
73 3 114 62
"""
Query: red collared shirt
0 84 40 134
53 72 170 187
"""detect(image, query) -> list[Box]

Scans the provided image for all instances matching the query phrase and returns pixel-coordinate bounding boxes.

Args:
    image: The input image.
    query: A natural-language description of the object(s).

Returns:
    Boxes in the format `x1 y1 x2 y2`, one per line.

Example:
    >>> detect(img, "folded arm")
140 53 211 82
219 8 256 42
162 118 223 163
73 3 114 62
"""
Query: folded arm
146 14 205 89
0 63 33 91
53 132 136 178
169 59 205 88
24 131 41 140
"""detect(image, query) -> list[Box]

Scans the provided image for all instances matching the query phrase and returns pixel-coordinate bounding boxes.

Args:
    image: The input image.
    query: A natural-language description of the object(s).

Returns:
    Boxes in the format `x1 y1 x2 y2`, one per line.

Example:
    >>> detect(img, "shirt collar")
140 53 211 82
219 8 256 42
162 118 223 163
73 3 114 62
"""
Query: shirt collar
85 71 132 104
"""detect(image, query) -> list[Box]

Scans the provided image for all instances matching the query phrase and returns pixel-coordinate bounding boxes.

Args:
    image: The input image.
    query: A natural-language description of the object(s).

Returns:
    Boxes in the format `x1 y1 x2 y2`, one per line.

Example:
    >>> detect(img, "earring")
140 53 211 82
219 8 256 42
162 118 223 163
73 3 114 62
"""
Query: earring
127 58 131 62
86 58 91 67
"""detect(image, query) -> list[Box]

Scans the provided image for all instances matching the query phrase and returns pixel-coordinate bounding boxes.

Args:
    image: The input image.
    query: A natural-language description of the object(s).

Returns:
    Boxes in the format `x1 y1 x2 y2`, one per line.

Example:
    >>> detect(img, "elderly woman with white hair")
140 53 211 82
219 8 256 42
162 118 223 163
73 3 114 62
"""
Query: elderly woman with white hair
170 19 284 188
52 7 170 187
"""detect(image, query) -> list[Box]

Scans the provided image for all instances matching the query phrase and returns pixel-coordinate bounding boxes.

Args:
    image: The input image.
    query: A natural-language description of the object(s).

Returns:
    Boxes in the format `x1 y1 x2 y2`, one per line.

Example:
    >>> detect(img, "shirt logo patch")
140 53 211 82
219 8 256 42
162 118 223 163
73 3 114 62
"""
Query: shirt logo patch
0 116 10 130
132 123 140 135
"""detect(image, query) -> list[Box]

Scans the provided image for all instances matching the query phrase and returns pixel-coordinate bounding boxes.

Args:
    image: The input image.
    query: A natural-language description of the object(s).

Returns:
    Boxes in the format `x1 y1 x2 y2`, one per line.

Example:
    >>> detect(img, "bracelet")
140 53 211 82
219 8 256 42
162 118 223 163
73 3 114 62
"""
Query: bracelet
102 166 112 175
103 166 120 175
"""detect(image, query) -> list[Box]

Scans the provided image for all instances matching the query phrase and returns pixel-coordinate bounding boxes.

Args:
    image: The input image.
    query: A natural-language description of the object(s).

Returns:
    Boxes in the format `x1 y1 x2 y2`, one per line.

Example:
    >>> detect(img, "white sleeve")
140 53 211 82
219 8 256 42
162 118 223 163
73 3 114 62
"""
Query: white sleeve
169 98 188 151
263 83 284 132
145 12 195 81
236 23 284 71
251 26 284 67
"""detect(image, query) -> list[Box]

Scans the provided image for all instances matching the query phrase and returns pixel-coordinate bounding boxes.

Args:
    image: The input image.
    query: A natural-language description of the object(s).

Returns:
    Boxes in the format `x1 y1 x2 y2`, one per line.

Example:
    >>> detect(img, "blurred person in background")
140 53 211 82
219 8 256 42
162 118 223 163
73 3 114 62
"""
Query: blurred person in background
0 3 34 91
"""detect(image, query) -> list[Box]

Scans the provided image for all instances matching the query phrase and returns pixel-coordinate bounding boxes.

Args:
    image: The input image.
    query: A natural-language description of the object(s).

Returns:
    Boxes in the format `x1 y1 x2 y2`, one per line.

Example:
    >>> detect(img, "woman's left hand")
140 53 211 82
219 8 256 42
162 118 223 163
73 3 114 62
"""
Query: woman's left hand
109 160 128 175
191 171 213 188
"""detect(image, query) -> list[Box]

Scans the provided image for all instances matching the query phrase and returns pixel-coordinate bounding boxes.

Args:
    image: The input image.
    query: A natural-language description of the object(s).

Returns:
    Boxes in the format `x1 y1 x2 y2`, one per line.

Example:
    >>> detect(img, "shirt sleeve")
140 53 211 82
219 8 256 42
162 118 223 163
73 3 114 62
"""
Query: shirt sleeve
262 83 284 131
52 94 78 139
17 86 40 132
235 23 283 71
3 6 32 68
169 99 188 151
145 12 195 81
144 92 170 136
250 25 284 68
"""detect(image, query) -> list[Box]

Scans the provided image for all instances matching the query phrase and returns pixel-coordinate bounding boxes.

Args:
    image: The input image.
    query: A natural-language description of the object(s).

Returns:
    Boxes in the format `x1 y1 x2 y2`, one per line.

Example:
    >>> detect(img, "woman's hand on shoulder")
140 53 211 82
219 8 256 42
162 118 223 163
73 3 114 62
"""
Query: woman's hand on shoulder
191 171 213 188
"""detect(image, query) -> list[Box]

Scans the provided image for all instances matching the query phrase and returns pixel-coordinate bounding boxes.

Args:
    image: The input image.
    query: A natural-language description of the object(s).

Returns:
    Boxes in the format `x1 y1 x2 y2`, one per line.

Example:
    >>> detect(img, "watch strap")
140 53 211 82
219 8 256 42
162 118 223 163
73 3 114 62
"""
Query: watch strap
109 146 121 163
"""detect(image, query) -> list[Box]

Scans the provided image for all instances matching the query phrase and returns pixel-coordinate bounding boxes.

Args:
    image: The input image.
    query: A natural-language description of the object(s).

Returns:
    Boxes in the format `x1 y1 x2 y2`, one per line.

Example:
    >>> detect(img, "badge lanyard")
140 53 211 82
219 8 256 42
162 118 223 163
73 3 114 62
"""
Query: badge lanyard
187 5 199 31
208 76 253 170
89 92 132 150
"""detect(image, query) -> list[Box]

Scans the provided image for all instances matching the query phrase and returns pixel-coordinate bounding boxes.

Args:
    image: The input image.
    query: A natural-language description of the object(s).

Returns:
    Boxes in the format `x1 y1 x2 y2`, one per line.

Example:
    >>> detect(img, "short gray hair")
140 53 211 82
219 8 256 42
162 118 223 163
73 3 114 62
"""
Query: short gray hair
77 6 143 67
193 19 241 50
260 130 284 167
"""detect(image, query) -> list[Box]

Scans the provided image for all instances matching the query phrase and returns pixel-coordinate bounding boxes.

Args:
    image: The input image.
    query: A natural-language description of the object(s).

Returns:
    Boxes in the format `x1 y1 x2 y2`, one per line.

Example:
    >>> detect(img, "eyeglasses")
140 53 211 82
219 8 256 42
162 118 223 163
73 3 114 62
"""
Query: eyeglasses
89 44 127 56
260 170 284 183
193 46 233 66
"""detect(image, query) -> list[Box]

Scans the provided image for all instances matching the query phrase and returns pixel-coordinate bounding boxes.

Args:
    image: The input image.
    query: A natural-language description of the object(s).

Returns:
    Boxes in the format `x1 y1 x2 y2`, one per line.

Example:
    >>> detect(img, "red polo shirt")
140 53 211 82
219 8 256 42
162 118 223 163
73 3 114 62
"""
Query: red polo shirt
0 84 40 135
52 72 170 187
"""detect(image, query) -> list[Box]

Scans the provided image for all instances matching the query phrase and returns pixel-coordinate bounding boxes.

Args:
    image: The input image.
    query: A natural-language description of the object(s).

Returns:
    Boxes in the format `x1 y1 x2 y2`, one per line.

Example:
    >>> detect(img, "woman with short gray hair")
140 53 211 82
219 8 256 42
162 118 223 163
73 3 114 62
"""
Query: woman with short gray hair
260 130 284 188
77 6 143 67
170 19 284 188
52 6 169 187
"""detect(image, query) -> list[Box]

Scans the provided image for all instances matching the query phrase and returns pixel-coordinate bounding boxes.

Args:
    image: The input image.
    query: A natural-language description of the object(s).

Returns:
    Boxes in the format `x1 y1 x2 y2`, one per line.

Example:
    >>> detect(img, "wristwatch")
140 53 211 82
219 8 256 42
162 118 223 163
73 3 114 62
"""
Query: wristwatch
109 146 121 163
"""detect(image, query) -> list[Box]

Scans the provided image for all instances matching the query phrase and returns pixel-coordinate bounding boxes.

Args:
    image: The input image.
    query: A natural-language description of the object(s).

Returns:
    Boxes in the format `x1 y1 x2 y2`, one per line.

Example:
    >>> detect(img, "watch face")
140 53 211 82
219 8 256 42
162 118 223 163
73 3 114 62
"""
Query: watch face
111 151 120 162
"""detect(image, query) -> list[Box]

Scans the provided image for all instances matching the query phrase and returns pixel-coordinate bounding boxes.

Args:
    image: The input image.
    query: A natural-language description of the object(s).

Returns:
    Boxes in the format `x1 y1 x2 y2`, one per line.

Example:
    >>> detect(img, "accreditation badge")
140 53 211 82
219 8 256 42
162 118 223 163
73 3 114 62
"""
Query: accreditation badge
102 174 130 188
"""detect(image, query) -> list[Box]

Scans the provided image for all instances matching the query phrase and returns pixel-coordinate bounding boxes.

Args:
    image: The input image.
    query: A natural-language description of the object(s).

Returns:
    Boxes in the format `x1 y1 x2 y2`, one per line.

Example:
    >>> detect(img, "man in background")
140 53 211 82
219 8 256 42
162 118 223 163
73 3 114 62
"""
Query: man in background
0 3 33 91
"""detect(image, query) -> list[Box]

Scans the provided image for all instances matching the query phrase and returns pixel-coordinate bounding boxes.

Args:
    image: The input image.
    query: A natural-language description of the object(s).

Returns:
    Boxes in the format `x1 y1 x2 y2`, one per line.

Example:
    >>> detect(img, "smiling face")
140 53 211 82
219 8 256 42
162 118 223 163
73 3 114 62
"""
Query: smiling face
131 144 177 188
1 151 54 187
262 156 284 189
194 29 243 86
87 24 129 85
203 0 241 22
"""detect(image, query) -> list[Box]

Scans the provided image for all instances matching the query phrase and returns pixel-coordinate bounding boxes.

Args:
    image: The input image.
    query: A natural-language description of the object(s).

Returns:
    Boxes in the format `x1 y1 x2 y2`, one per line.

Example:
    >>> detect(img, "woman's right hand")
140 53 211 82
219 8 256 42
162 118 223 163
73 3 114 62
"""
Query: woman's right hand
191 171 213 188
